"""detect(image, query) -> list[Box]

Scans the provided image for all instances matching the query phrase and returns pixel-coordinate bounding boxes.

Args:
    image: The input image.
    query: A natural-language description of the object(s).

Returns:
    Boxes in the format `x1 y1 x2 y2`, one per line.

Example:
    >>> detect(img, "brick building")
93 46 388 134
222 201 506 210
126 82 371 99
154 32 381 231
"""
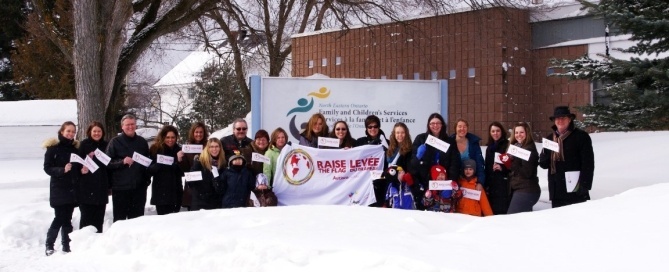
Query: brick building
290 3 608 139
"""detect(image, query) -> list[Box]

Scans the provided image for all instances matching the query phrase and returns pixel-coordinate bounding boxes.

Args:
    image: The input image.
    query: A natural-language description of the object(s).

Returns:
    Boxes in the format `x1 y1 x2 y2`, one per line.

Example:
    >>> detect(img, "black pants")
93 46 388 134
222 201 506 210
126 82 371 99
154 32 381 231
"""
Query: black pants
112 187 147 222
156 204 180 215
46 204 76 246
368 179 389 207
79 204 106 233
552 198 587 208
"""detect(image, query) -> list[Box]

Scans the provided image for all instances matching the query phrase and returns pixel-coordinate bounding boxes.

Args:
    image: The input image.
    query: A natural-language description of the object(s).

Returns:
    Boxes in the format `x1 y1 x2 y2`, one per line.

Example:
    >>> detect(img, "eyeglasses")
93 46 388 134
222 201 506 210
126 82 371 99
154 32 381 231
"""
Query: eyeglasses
235 127 248 131
367 125 379 129
335 128 347 131
429 122 442 126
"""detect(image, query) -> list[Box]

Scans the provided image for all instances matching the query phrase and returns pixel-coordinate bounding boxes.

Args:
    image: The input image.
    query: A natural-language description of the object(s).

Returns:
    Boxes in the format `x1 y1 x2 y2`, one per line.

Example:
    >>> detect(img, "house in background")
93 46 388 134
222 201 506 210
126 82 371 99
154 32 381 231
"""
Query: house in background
290 1 636 138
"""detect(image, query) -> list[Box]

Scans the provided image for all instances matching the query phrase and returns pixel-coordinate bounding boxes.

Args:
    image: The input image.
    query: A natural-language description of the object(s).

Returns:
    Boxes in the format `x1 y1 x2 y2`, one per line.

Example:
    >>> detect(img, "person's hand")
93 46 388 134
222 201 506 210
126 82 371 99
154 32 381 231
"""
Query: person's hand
81 166 89 174
475 183 483 191
493 163 502 171
416 144 427 159
425 190 432 198
64 163 72 173
123 156 134 166
177 151 185 162
88 151 95 158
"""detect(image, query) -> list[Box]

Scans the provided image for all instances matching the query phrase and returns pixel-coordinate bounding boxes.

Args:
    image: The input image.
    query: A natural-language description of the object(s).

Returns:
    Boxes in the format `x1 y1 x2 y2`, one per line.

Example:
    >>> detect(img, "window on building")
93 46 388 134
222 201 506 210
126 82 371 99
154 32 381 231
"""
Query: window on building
449 70 456 79
188 89 195 99
308 60 314 68
546 67 555 76
414 72 420 80
397 74 403 80
431 71 438 80
381 76 387 80
336 57 342 65
468 68 476 78
322 58 327 66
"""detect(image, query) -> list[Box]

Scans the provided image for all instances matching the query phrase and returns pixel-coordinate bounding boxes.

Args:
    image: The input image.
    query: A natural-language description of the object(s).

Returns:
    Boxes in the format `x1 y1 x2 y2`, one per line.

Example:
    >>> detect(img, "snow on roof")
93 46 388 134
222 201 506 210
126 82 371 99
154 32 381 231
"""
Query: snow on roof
0 100 77 126
539 34 669 61
153 50 220 88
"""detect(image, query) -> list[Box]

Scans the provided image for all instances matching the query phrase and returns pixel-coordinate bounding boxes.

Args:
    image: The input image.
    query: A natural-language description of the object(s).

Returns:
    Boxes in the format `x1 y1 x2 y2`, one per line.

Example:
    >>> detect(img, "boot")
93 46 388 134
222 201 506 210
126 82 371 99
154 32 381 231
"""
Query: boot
45 227 58 256
61 225 73 253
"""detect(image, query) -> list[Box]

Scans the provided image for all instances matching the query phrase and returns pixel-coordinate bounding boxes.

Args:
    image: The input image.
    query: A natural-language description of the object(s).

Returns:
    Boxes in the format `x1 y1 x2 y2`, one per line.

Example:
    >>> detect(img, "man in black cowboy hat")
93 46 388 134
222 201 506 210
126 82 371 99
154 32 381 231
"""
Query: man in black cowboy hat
539 106 595 208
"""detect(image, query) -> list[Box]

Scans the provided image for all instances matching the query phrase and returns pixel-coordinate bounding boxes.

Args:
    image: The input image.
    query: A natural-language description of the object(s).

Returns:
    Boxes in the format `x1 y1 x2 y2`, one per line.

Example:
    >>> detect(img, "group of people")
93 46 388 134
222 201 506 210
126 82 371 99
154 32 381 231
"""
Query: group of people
42 106 594 256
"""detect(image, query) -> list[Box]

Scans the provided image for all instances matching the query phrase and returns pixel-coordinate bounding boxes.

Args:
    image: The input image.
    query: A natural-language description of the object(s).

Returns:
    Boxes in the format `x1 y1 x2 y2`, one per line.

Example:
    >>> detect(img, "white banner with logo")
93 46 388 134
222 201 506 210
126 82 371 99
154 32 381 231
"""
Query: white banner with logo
273 144 383 206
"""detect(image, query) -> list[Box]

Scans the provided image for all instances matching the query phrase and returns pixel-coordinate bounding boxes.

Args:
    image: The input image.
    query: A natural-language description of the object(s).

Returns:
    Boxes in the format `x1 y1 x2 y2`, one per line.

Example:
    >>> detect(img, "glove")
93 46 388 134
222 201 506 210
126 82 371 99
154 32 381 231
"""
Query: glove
416 144 427 160
401 172 414 186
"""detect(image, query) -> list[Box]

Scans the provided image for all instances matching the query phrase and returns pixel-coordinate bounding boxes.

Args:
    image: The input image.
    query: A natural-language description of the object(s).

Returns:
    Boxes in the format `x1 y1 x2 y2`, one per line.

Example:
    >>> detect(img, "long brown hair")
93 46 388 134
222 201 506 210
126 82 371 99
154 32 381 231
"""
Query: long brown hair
151 125 179 155
486 121 508 146
509 122 534 146
386 122 412 157
85 121 105 140
187 122 209 144
329 120 355 148
199 138 226 170
303 113 329 141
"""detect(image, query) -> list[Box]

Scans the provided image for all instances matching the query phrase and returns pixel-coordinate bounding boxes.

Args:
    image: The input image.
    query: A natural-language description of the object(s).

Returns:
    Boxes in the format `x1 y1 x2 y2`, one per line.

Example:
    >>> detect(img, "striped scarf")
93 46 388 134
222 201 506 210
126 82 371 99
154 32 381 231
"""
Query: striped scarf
550 129 572 174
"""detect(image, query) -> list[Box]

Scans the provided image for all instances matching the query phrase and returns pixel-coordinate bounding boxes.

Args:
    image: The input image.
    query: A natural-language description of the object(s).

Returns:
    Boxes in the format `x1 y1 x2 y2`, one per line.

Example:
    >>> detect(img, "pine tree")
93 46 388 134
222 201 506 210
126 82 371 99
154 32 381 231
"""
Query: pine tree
0 0 32 101
551 0 669 130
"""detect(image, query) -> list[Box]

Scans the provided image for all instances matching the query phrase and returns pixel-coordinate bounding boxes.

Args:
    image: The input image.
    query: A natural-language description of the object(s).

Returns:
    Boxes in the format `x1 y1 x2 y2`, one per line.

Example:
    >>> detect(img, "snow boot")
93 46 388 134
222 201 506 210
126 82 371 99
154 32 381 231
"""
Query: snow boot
45 227 58 256
61 225 73 253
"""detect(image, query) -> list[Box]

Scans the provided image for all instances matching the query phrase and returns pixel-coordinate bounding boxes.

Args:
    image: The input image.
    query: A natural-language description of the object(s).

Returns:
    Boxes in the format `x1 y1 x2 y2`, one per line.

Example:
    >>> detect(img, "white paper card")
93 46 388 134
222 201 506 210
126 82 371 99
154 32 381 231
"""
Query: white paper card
318 137 340 148
70 153 85 164
94 148 111 165
157 154 174 165
370 170 383 180
132 152 152 167
184 171 203 182
212 166 219 178
182 144 203 154
252 152 271 163
542 138 560 152
425 134 451 154
429 180 453 190
494 152 503 164
462 188 482 201
84 156 99 173
507 145 531 161
565 171 580 193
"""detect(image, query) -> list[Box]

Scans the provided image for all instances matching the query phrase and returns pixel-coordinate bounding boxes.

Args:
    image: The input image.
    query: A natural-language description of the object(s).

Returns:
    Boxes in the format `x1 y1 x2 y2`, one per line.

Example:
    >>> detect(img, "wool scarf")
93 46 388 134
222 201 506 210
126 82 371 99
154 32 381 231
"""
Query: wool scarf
550 129 572 174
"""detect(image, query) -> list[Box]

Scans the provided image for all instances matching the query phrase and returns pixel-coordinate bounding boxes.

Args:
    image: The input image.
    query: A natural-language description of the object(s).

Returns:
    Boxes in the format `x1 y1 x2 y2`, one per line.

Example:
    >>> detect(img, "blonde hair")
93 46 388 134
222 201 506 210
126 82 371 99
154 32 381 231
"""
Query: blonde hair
199 138 226 170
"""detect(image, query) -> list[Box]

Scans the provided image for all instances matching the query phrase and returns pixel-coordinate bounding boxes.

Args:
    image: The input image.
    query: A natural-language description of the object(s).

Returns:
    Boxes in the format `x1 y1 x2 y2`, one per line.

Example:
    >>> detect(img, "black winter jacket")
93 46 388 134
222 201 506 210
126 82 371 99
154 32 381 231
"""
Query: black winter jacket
221 134 253 161
77 138 110 205
148 144 184 206
539 123 595 201
189 156 224 210
214 164 255 208
43 134 80 207
410 133 461 189
509 142 540 194
485 138 511 214
106 132 150 190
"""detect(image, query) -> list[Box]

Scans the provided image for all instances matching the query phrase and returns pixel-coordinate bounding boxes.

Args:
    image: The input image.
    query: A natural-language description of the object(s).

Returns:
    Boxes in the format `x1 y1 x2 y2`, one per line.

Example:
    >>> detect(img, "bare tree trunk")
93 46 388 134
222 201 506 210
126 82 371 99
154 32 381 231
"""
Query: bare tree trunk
73 0 104 138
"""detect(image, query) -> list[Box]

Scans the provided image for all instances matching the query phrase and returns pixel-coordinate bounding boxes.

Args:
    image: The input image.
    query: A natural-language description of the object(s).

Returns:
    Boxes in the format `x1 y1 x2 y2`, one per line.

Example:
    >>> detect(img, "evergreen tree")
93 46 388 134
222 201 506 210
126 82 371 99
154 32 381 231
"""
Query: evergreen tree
551 0 669 130
189 61 248 133
0 0 32 101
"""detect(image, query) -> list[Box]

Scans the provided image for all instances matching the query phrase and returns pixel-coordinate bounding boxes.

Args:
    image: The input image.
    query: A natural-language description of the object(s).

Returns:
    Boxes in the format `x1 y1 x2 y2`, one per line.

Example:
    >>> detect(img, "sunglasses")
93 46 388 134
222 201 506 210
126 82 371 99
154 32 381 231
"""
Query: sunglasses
235 127 248 131
335 127 347 131
367 125 379 129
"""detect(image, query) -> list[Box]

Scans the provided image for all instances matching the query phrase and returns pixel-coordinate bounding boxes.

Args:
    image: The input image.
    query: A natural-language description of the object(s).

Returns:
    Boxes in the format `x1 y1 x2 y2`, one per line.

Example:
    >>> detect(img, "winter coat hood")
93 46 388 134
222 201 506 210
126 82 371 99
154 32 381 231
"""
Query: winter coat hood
42 136 80 149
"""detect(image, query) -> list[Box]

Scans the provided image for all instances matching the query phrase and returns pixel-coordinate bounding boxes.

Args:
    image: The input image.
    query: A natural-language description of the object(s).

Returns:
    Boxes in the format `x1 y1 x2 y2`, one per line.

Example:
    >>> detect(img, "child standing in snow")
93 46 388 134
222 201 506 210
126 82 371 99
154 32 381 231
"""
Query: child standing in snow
422 165 461 213
456 159 493 217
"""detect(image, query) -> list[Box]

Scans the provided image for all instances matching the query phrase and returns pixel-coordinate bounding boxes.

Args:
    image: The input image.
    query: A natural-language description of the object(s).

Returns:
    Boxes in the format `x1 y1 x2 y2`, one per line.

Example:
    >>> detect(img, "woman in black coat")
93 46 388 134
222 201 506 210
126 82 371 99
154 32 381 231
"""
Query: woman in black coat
42 121 79 256
190 138 226 210
410 113 461 210
354 115 389 207
484 122 511 215
181 122 209 210
507 122 540 214
148 125 186 215
77 121 109 233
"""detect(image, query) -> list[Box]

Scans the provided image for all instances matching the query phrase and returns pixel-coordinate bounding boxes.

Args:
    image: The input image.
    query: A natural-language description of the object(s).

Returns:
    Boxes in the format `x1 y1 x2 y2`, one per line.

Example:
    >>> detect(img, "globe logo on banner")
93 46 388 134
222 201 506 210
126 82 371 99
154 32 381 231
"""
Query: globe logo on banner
282 149 315 185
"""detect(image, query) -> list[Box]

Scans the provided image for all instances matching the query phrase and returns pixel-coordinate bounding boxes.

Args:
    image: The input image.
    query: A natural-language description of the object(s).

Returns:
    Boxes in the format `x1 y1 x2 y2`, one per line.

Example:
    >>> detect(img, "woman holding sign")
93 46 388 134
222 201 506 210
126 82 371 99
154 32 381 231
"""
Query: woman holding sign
42 121 79 256
190 138 226 210
148 125 186 215
507 122 540 214
451 119 486 190
181 122 209 210
329 121 356 149
386 122 412 169
410 113 461 210
77 121 109 233
299 113 329 148
263 128 288 186
484 122 511 214
243 129 270 175
355 115 389 207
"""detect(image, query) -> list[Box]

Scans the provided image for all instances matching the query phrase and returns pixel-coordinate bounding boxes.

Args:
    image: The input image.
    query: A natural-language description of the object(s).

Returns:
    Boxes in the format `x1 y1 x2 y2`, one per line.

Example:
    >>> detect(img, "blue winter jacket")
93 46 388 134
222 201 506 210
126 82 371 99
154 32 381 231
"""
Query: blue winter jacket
451 133 486 185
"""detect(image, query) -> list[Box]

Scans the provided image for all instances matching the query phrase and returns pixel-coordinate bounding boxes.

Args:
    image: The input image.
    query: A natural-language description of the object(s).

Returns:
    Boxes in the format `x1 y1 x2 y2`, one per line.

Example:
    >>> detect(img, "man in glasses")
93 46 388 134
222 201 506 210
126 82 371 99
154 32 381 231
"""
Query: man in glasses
221 118 253 161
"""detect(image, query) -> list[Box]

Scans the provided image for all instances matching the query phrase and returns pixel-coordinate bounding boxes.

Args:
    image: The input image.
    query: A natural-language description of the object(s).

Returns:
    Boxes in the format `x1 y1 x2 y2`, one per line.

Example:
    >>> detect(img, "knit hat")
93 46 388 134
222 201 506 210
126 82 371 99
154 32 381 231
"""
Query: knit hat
228 150 246 167
256 173 269 187
463 159 476 171
430 165 447 180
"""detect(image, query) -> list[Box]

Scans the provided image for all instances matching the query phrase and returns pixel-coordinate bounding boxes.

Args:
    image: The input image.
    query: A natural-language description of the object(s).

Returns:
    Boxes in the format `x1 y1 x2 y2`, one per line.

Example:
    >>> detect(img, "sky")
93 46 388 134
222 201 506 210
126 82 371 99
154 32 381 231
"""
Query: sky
0 100 667 272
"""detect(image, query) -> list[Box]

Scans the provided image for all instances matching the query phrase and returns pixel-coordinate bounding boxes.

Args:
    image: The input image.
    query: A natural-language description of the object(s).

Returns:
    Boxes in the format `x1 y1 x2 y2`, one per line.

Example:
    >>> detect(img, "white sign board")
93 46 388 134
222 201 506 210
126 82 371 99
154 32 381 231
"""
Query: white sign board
428 180 453 190
259 78 442 144
182 144 203 154
542 138 560 152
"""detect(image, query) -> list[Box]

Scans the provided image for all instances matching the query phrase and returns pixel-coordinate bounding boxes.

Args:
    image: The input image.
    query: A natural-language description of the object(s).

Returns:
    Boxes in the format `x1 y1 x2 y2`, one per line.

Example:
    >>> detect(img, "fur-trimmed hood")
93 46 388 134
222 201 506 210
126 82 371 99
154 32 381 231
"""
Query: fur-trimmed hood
41 137 80 149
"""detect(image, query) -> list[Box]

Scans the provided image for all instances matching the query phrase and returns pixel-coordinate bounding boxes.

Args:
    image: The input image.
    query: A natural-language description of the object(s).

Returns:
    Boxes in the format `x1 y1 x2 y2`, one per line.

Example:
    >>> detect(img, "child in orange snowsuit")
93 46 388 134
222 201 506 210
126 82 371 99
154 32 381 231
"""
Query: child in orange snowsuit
456 159 493 216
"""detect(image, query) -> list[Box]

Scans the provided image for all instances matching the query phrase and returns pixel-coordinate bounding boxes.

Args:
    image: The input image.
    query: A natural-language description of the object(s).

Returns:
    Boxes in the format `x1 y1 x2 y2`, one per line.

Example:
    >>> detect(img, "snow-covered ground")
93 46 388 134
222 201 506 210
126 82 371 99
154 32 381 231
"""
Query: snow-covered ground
0 100 667 271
